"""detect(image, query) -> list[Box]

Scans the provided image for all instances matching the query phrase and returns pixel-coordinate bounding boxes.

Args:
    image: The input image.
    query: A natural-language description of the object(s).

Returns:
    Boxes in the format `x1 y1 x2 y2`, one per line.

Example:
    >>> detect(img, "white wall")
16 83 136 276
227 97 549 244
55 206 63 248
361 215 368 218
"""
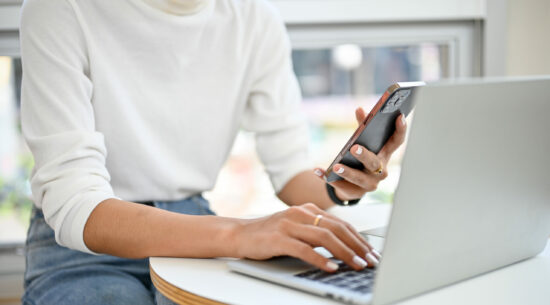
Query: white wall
506 0 550 76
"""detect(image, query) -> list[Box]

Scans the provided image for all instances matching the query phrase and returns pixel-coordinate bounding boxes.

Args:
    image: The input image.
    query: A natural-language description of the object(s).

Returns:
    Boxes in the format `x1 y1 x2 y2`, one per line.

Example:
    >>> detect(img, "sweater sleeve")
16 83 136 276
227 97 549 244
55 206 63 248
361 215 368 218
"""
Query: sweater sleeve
241 2 312 193
20 0 116 254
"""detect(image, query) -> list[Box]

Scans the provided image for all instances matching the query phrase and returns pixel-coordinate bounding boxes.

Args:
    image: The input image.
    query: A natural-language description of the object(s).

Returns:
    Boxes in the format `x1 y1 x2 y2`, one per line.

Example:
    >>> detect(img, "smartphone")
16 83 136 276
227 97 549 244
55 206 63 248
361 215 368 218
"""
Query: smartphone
325 81 426 182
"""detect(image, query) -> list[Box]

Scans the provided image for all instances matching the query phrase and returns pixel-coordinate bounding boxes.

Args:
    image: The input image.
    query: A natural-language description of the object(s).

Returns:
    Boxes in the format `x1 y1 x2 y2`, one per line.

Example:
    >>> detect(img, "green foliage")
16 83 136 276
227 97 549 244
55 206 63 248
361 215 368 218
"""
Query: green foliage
365 189 394 204
0 153 34 226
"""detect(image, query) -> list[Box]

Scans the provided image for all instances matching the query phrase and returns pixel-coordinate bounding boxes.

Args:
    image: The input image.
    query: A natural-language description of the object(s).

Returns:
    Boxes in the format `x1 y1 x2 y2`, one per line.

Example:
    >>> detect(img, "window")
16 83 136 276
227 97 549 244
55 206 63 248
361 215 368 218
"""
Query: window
206 9 482 216
0 56 30 246
206 43 453 216
293 44 448 98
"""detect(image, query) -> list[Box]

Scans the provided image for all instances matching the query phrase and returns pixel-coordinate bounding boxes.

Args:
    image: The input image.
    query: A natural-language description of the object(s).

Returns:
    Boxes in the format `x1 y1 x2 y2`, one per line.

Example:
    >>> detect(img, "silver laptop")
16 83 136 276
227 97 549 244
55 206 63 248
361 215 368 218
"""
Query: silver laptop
228 77 550 305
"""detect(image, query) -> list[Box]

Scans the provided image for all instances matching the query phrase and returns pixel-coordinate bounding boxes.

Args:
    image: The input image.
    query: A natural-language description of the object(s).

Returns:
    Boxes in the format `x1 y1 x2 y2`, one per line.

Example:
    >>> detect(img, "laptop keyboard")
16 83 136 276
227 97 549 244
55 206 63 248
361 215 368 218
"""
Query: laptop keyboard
294 261 376 294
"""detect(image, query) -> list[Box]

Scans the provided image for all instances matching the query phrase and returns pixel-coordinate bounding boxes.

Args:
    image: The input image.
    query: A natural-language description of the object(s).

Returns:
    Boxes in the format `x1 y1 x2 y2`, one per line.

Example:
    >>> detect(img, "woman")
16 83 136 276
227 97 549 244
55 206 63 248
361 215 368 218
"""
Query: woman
20 0 407 304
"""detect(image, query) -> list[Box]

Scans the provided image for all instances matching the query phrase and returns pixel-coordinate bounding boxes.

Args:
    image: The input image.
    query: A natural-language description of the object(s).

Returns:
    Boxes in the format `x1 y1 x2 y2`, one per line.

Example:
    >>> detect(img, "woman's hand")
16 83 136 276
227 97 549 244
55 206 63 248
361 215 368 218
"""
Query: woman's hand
231 203 381 272
314 107 407 201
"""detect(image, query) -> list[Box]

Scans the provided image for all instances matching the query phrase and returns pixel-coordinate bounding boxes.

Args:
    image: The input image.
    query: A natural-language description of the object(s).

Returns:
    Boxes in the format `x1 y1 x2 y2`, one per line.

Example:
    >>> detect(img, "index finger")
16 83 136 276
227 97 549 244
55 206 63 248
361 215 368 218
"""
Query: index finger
355 107 367 125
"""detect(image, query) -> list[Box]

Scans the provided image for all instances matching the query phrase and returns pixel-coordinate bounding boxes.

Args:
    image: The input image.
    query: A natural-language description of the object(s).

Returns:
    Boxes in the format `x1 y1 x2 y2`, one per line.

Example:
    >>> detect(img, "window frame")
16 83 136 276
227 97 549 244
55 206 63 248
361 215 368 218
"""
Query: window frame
271 0 486 24
287 21 483 78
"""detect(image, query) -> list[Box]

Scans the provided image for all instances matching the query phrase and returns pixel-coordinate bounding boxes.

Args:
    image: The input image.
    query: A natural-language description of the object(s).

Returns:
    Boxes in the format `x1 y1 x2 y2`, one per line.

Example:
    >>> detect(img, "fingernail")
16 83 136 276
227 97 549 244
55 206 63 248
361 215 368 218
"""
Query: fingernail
335 167 344 174
353 255 368 268
401 115 406 126
355 146 363 155
366 253 379 266
326 261 339 271
372 249 382 257
314 169 323 177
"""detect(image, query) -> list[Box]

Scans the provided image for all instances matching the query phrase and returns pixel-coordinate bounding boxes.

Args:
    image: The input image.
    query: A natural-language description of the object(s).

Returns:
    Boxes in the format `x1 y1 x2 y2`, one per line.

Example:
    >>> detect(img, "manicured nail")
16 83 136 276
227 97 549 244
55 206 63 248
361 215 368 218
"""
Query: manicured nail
355 146 363 155
326 261 339 271
314 169 323 177
401 115 406 126
353 255 368 268
335 167 344 174
372 249 382 257
366 253 379 266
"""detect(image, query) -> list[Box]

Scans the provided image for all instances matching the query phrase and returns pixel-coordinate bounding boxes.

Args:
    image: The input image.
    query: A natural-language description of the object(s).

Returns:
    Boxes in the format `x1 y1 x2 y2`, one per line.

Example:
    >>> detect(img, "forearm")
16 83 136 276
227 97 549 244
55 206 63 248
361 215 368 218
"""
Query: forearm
83 198 241 258
83 194 379 272
277 170 336 210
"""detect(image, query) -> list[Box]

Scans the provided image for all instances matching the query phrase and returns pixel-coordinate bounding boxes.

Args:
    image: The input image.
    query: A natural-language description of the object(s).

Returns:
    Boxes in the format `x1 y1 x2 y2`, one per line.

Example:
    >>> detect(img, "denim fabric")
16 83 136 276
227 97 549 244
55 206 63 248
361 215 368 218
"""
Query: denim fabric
23 195 215 305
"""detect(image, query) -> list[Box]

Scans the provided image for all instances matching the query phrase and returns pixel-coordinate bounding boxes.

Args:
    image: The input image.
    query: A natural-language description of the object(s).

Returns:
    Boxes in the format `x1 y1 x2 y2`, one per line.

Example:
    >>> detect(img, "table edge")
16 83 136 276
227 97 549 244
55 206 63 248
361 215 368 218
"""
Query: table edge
150 263 227 305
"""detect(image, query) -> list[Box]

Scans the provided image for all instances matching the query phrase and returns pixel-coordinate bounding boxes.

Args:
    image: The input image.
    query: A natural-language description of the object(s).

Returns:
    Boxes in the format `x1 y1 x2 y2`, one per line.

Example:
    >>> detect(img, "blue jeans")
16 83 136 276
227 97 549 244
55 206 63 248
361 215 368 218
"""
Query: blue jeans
23 195 215 305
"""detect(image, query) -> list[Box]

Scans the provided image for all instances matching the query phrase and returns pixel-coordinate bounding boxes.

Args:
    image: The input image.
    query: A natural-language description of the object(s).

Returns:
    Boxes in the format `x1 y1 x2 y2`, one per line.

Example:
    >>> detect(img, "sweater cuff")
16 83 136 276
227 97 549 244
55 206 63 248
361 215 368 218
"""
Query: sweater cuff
61 192 119 255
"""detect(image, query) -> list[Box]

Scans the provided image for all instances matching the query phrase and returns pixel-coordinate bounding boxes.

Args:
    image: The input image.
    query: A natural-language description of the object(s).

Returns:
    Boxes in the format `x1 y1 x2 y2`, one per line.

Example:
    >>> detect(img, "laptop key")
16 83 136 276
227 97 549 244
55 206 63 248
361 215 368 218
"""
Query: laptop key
295 265 376 294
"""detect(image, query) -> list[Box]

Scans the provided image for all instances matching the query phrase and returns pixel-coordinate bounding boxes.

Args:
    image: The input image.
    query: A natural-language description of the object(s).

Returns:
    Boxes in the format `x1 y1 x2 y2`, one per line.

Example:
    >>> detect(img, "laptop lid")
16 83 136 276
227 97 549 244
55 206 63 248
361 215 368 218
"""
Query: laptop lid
372 76 550 305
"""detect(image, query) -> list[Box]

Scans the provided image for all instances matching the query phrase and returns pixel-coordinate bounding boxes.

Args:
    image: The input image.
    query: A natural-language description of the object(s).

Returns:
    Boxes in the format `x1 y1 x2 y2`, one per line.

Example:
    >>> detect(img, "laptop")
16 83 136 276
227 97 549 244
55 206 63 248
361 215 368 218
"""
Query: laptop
227 76 550 305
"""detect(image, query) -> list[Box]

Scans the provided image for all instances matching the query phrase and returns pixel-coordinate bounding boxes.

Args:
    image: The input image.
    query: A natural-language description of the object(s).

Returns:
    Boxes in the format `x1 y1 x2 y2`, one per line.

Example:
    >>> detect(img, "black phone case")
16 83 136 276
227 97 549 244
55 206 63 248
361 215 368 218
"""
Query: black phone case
326 87 417 182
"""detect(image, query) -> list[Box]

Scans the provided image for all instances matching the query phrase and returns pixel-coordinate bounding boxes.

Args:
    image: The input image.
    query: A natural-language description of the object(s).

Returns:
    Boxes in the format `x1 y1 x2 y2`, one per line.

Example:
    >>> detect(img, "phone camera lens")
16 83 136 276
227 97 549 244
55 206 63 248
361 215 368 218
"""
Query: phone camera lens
389 94 399 105
398 89 411 99
394 98 404 108
382 94 400 113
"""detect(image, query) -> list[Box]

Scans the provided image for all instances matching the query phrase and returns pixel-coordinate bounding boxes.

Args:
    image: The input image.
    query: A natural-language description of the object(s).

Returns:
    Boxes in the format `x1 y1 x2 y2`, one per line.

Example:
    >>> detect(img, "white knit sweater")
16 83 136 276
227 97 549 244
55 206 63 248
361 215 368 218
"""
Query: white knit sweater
142 0 209 15
20 0 310 253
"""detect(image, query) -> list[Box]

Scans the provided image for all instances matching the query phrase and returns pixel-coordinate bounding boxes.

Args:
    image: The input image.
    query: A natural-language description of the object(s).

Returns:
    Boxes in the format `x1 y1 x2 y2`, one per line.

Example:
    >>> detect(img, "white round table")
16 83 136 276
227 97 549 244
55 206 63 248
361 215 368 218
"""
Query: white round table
150 203 550 305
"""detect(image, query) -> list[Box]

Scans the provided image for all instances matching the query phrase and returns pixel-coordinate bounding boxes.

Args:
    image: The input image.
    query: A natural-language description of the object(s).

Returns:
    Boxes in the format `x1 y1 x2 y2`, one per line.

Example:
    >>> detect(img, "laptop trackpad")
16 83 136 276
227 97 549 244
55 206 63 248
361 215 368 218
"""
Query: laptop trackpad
360 226 387 252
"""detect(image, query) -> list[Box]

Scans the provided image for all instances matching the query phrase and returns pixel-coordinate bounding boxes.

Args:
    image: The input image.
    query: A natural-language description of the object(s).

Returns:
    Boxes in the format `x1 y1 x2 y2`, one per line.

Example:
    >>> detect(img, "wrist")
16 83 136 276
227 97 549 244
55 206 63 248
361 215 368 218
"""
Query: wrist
326 184 361 206
219 217 248 258
334 188 349 201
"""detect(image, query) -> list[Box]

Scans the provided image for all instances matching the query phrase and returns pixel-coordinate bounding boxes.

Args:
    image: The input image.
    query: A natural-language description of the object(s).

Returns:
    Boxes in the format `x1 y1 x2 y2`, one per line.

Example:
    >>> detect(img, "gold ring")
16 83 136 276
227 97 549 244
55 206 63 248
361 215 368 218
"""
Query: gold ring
313 214 324 227
373 163 383 174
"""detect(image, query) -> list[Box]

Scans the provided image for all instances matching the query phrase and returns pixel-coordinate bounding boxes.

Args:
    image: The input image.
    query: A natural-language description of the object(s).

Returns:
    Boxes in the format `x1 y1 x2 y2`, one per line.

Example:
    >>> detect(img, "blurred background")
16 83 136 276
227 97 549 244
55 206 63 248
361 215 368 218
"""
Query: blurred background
1 0 549 303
